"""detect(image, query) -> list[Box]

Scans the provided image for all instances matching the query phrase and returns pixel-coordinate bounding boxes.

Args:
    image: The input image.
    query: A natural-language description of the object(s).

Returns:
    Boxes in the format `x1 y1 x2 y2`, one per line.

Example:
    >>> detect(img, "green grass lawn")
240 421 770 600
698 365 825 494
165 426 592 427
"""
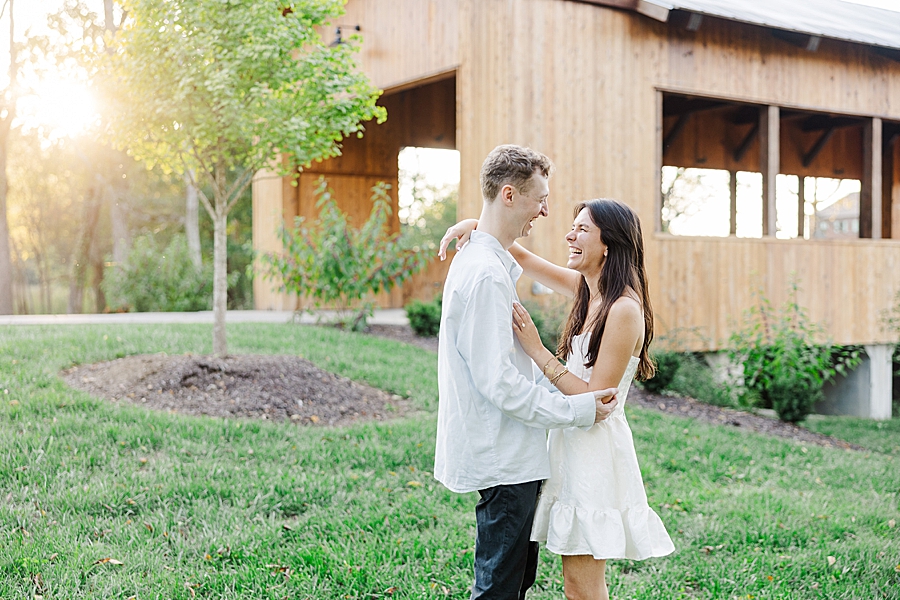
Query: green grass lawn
1 324 898 599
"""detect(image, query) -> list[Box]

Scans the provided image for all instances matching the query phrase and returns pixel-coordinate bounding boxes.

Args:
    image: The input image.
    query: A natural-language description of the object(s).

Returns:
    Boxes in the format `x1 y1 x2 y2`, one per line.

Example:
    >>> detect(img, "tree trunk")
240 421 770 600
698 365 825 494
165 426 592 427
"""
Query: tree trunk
68 188 101 314
0 0 15 315
185 171 201 269
103 0 114 32
110 181 128 265
104 1 128 268
92 255 105 313
0 139 12 314
212 162 228 355
212 205 228 356
8 235 27 314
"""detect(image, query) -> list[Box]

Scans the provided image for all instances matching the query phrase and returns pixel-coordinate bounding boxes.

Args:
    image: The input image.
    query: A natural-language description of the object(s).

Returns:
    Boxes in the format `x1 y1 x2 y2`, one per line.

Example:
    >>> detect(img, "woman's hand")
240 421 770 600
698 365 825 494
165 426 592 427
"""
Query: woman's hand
512 302 545 360
438 218 478 261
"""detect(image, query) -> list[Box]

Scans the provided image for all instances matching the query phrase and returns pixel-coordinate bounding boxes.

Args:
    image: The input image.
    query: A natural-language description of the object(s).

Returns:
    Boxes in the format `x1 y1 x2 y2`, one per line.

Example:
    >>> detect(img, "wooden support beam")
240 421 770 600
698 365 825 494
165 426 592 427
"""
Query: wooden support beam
663 112 691 152
771 29 821 52
860 117 882 239
655 90 663 233
759 105 779 237
733 122 758 162
883 132 896 239
729 170 737 236
894 134 900 239
802 127 835 167
797 176 805 239
686 13 703 31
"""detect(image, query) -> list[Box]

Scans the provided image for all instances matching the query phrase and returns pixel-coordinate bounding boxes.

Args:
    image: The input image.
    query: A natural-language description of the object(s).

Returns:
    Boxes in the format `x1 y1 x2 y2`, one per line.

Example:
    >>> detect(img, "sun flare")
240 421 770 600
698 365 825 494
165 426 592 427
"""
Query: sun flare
20 77 100 139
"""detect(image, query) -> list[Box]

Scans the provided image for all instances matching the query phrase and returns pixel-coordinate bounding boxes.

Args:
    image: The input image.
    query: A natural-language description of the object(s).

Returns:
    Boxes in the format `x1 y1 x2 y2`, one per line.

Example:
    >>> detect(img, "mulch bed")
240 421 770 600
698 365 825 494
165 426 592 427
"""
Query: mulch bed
626 386 864 451
60 323 862 451
62 353 411 427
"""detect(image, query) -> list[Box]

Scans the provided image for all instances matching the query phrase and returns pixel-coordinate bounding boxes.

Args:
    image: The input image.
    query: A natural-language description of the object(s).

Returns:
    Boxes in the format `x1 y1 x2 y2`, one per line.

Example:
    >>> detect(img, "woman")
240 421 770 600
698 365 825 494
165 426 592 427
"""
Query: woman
443 199 673 600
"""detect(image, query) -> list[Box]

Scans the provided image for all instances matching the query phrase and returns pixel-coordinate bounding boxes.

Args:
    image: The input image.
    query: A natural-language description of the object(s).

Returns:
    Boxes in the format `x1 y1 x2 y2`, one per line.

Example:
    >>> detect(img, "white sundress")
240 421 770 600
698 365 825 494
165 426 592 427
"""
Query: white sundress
531 332 675 560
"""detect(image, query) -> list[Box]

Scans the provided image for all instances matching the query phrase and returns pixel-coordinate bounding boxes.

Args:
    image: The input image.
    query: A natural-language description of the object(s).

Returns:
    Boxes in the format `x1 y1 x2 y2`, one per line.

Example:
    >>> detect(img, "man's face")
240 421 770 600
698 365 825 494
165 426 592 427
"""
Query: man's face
515 172 550 238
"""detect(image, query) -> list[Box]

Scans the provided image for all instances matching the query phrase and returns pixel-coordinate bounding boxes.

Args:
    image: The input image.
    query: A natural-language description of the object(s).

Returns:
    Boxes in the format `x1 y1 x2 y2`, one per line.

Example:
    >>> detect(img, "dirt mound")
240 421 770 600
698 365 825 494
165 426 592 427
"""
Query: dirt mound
62 354 410 427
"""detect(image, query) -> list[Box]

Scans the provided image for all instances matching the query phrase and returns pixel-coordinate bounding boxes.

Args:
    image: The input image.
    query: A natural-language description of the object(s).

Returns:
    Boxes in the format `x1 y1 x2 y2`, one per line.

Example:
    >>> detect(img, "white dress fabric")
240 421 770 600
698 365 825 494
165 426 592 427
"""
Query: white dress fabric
531 332 676 560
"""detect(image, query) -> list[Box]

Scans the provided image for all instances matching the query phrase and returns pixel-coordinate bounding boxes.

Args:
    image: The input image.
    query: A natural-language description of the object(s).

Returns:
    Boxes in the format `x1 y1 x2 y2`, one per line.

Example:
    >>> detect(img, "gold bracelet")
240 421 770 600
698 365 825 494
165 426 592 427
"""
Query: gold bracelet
541 357 556 377
549 367 569 385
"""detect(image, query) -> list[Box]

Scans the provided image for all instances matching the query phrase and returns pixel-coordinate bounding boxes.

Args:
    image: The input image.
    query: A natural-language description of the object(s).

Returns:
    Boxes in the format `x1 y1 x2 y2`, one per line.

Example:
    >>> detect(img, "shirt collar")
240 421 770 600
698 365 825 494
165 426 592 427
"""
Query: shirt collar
470 230 523 282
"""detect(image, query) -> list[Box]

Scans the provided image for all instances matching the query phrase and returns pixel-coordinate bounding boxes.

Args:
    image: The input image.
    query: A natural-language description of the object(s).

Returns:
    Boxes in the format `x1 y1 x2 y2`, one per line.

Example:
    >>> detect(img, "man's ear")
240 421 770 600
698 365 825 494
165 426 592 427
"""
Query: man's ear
500 184 516 207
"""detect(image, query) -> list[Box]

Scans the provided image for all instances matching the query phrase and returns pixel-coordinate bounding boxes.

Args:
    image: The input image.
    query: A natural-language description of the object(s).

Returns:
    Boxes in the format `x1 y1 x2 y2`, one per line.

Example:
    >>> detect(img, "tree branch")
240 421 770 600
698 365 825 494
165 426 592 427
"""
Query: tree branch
195 185 216 221
224 167 254 213
225 170 255 214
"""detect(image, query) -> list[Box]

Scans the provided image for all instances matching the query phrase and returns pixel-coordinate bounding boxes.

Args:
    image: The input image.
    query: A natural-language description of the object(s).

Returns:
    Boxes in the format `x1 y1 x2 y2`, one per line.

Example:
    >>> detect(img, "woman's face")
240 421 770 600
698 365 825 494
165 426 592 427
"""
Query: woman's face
565 207 606 278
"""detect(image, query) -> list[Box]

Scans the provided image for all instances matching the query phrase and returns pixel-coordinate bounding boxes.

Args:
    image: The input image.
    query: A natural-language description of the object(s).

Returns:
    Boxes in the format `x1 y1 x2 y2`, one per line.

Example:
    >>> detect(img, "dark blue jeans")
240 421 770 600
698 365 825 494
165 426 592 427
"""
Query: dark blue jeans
471 480 542 600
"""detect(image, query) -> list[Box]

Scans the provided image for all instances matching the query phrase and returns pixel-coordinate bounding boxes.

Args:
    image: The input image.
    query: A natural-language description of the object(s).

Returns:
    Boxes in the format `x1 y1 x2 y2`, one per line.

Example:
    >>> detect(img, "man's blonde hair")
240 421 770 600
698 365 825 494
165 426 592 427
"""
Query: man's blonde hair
480 145 553 202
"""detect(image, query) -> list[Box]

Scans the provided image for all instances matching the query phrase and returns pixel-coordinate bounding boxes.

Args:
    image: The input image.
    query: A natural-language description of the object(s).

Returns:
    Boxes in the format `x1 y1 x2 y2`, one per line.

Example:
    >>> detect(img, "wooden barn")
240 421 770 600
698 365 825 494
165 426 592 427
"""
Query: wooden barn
253 0 900 418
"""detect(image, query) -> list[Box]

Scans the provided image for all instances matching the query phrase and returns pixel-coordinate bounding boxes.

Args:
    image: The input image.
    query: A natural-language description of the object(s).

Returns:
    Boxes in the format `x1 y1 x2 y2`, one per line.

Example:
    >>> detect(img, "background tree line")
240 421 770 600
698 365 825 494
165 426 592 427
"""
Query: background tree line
0 0 256 316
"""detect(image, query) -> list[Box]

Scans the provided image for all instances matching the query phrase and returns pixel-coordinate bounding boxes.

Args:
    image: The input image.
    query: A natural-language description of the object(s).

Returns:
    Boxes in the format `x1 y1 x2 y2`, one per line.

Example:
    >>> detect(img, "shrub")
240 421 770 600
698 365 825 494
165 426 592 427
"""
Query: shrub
667 353 737 408
893 345 900 418
642 351 680 393
728 280 861 423
405 297 441 337
768 374 824 424
261 180 428 331
882 292 900 418
103 234 216 312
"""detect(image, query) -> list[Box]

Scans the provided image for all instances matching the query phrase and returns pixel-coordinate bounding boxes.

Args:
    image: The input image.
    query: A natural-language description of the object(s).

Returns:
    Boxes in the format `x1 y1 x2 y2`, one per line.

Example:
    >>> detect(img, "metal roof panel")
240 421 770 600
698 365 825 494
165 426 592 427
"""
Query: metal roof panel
641 0 900 50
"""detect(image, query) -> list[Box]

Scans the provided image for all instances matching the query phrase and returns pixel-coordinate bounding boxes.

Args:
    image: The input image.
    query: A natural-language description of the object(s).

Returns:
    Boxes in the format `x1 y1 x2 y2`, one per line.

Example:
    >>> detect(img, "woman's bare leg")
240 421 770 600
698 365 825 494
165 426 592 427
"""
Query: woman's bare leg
561 555 608 600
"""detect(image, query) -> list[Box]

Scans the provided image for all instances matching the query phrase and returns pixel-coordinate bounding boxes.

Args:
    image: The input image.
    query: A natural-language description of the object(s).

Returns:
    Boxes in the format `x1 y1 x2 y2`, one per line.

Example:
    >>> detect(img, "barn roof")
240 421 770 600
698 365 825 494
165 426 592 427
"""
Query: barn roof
585 0 900 52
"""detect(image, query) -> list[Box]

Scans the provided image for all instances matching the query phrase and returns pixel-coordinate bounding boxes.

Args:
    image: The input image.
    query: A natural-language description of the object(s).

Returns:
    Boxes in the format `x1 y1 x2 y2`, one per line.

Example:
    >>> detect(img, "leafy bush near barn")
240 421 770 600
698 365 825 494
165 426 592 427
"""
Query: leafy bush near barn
728 282 861 423
405 297 442 337
261 180 428 331
643 351 680 393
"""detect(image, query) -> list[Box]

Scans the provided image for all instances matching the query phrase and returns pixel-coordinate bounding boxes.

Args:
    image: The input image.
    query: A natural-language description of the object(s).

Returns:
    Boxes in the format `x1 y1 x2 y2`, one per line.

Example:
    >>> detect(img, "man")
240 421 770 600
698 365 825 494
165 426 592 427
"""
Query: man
434 144 619 599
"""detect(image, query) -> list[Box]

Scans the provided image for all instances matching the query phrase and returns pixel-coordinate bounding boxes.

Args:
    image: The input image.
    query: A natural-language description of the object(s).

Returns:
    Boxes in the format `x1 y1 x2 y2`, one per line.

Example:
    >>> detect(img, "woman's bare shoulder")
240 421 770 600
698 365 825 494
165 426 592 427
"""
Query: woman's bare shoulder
608 294 642 322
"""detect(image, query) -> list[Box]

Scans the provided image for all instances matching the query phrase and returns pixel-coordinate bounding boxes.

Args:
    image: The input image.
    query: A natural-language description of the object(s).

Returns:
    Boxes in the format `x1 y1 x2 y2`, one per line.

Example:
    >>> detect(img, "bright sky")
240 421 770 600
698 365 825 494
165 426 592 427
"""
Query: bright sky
397 146 460 225
0 0 105 139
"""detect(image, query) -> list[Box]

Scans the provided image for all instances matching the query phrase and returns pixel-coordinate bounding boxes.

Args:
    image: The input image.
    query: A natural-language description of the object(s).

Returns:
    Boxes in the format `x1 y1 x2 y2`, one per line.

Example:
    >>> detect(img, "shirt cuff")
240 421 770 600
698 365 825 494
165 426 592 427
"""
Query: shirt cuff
570 391 596 429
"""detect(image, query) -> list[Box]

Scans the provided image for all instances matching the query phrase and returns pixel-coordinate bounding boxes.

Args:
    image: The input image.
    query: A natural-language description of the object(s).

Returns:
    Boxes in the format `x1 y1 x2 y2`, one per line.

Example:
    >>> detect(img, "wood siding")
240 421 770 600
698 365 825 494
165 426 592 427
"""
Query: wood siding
458 0 900 349
253 77 457 310
254 0 900 347
342 0 459 90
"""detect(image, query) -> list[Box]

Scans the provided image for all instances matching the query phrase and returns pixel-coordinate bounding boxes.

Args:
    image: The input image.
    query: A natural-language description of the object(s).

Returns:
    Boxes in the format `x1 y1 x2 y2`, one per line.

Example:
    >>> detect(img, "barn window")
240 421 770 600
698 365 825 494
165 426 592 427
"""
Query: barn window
659 92 899 240
398 146 460 250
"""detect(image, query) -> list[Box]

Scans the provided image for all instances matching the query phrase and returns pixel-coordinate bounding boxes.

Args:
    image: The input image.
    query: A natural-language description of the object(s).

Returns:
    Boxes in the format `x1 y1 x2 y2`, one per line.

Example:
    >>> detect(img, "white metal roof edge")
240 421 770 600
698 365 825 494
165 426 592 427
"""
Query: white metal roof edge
638 0 900 51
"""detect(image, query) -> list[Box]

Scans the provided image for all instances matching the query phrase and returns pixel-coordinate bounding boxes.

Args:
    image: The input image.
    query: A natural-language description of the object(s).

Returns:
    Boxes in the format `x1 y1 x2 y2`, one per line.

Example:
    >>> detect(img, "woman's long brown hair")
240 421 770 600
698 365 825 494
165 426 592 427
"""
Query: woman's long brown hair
557 199 656 381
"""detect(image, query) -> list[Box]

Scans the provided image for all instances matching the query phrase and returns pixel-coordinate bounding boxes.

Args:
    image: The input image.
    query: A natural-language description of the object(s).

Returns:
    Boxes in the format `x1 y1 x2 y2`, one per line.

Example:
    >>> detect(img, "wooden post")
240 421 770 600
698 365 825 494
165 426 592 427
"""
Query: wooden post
729 170 737 236
893 135 900 239
860 117 882 239
759 105 779 237
882 133 894 239
655 90 664 233
861 119 883 238
797 175 805 239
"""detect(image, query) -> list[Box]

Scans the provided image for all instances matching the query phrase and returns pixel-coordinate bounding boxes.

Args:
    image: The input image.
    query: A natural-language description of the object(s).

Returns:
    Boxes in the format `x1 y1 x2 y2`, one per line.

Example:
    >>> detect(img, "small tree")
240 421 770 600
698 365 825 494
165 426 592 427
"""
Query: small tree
105 0 384 354
262 180 426 330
